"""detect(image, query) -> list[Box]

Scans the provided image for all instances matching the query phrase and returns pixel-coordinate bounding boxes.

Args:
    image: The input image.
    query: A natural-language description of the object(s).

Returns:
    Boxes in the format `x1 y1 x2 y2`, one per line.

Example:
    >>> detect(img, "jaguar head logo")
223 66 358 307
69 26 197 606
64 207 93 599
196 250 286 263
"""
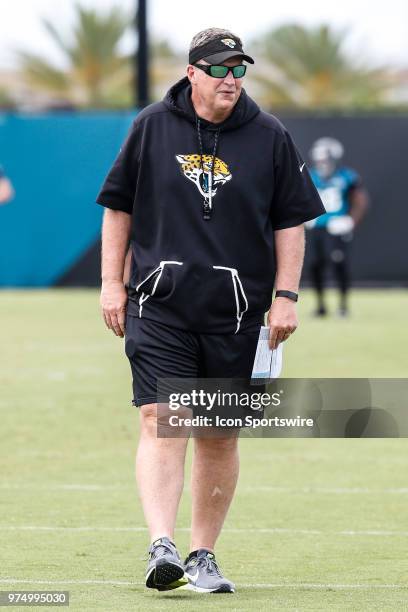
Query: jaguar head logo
175 154 232 200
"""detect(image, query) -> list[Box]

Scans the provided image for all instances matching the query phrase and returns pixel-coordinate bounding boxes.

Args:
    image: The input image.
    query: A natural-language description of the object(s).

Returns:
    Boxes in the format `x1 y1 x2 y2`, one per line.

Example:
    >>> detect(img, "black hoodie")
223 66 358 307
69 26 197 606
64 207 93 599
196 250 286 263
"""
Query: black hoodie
96 77 325 334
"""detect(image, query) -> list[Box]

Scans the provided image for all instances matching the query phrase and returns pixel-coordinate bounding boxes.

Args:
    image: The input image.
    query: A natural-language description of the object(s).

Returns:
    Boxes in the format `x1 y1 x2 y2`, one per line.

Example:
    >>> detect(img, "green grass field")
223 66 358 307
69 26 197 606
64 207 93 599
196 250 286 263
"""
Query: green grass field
1 289 407 610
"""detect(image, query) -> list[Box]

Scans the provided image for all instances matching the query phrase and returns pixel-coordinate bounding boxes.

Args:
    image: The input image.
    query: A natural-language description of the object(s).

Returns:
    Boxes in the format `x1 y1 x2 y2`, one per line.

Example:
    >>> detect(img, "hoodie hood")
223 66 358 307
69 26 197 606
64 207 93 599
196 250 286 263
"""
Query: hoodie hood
163 76 260 132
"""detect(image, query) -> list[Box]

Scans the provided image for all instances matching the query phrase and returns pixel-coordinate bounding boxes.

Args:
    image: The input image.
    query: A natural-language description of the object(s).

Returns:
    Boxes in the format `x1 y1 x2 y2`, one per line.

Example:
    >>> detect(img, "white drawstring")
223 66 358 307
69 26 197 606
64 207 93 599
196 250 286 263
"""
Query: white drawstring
136 262 248 331
213 266 249 333
137 261 183 317
232 272 249 333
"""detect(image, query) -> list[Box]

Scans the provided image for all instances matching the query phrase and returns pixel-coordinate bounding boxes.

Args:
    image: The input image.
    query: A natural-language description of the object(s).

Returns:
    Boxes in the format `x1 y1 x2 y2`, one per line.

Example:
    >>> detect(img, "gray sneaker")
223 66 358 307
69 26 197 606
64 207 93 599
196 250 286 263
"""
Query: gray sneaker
184 549 235 593
145 537 187 591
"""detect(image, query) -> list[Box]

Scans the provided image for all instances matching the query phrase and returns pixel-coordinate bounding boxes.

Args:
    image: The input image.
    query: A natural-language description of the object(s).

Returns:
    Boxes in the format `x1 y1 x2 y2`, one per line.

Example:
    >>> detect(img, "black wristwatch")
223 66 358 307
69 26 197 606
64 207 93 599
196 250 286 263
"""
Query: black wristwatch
275 290 298 302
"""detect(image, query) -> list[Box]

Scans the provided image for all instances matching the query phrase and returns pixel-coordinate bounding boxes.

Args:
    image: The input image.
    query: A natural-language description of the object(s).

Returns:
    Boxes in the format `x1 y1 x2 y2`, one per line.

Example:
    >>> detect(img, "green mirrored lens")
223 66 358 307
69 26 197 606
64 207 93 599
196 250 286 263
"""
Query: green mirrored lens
210 65 229 77
232 65 246 78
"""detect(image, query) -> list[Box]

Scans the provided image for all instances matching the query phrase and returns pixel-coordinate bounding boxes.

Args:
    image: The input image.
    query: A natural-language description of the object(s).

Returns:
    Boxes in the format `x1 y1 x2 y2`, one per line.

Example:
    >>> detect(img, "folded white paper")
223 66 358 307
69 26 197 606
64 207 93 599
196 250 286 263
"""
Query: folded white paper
251 326 284 382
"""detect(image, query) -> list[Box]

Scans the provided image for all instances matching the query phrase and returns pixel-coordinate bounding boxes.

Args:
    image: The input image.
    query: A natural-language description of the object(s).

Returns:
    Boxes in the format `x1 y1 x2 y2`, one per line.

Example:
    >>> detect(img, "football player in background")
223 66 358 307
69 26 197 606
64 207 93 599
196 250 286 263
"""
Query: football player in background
306 138 369 317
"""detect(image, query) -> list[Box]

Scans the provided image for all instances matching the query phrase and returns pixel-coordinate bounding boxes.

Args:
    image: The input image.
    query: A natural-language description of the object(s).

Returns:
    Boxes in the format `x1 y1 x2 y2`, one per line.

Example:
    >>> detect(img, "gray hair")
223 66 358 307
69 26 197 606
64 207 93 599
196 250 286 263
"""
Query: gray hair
189 28 242 52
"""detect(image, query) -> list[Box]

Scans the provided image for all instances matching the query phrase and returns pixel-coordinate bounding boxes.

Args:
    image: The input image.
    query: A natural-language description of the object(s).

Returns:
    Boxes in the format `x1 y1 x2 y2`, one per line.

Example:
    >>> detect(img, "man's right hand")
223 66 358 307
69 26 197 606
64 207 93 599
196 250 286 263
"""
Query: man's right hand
100 280 128 337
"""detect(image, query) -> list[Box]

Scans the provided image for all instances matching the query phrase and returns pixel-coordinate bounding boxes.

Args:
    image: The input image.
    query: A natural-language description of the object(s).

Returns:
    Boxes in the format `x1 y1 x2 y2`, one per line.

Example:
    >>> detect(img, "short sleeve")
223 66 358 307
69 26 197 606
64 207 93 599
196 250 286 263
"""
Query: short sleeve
96 121 139 214
271 129 326 230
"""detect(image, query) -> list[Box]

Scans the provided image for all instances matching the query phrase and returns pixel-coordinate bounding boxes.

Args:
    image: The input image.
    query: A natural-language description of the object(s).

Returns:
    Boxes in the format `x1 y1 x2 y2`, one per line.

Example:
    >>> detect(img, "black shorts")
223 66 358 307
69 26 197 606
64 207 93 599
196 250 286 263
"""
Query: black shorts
309 226 352 266
124 314 264 407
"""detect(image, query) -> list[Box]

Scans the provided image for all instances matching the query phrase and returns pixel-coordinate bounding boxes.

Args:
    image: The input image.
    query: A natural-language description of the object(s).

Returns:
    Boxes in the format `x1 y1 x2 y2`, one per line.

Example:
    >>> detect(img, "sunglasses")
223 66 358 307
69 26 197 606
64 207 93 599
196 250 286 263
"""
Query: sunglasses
194 63 247 78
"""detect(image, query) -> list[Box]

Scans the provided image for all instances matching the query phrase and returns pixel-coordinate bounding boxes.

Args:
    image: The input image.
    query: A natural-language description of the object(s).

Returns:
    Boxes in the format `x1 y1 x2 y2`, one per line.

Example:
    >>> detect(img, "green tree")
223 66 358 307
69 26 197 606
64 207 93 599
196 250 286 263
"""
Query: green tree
0 86 16 110
252 24 390 110
17 3 133 108
17 4 180 109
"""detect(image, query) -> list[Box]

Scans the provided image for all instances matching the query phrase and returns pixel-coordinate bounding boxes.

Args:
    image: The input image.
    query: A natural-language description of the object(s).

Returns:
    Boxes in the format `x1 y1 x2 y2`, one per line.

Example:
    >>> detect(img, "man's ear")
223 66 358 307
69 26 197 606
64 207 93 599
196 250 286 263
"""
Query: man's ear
187 64 196 84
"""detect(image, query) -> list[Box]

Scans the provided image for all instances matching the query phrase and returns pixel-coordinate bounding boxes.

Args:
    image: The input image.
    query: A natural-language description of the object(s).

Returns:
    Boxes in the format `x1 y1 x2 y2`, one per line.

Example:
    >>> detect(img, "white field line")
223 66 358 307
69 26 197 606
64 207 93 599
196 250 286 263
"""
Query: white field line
0 579 405 590
242 486 408 494
1 483 408 494
1 526 408 537
0 484 122 491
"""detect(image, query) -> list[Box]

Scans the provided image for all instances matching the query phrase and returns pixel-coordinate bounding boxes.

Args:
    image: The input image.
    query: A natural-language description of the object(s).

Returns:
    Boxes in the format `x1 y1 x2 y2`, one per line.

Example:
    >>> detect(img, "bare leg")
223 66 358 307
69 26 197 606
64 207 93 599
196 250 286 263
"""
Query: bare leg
136 403 189 543
190 436 239 552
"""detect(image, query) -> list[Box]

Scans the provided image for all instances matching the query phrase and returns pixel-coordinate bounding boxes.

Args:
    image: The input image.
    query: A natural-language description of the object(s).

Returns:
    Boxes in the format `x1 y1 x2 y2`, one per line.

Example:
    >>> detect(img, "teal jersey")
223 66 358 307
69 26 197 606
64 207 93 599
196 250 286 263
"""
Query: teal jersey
310 167 361 228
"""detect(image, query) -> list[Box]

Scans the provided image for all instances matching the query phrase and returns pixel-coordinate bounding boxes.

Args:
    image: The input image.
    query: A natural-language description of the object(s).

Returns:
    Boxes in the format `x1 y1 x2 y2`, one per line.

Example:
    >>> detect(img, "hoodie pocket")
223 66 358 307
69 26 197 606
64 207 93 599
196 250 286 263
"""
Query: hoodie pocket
212 266 249 333
136 260 183 317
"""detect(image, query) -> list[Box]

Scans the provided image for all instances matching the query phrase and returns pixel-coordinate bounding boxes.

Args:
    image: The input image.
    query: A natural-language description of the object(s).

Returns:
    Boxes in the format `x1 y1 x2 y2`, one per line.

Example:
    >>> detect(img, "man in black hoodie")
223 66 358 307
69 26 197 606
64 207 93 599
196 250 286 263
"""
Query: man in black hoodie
97 27 325 594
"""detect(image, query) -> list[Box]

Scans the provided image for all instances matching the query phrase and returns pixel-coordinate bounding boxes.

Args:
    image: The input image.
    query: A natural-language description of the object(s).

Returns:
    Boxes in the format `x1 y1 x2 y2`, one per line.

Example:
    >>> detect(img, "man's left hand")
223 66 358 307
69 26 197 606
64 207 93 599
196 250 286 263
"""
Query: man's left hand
267 298 298 349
